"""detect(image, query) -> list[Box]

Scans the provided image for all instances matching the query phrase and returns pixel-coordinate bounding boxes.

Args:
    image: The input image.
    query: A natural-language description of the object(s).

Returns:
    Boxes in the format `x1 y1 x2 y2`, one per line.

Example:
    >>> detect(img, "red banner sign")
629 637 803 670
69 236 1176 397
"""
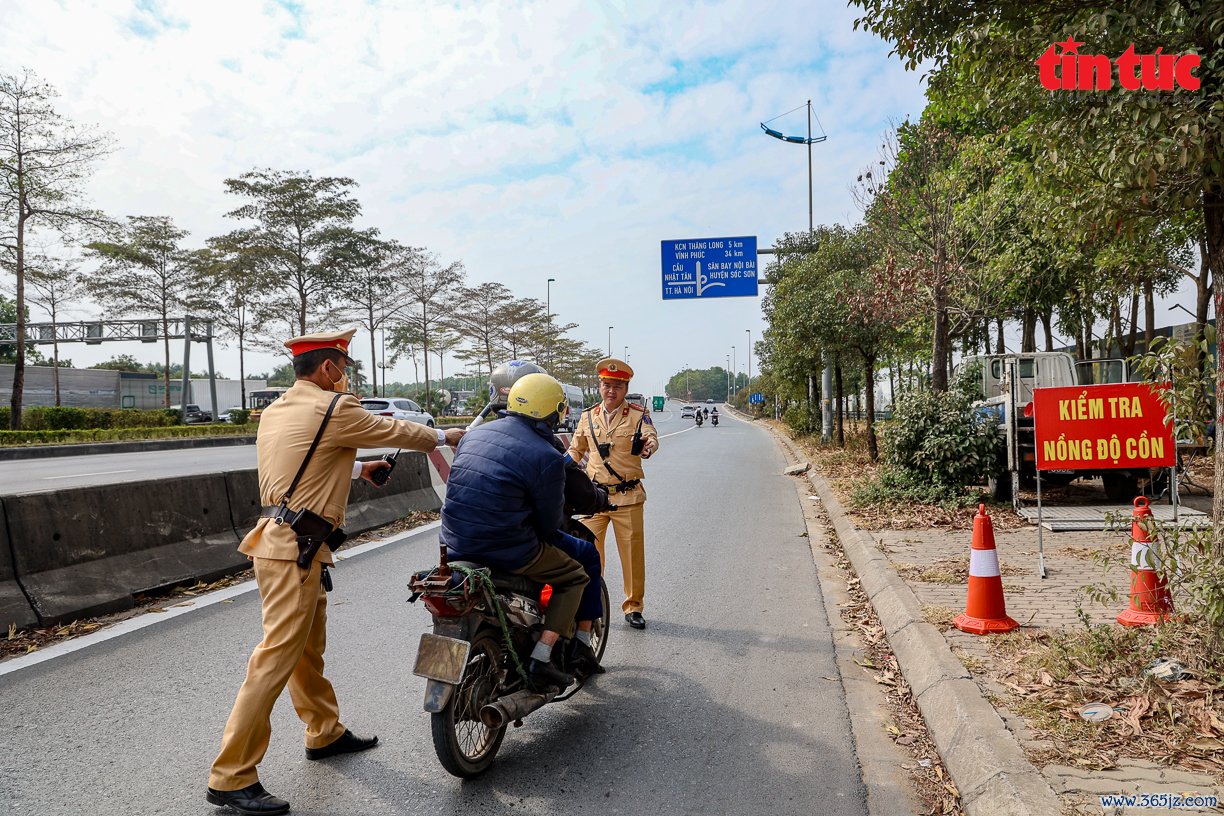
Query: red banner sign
1032 383 1174 471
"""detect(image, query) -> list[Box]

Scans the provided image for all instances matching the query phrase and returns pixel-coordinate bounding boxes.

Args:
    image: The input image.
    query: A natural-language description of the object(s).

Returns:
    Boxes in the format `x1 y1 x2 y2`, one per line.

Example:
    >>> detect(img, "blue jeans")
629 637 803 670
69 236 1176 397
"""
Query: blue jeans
550 529 604 622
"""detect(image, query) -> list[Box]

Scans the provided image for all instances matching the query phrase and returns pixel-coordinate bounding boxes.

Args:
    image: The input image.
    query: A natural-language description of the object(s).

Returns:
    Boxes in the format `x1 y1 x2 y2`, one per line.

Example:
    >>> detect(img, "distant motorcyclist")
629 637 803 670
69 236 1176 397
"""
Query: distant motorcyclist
695 410 704 426
703 407 710 418
711 407 719 426
440 373 604 689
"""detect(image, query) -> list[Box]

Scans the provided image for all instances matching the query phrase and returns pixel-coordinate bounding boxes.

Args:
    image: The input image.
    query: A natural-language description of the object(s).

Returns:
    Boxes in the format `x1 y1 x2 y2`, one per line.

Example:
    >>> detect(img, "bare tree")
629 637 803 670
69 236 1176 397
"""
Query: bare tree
85 216 196 408
0 68 113 428
334 235 412 397
23 250 83 405
395 249 464 407
448 281 513 376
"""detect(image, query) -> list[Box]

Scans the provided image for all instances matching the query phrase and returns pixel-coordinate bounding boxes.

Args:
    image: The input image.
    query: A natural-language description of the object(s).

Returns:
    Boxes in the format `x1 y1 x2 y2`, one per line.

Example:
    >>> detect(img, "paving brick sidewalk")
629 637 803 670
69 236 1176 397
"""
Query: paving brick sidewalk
872 519 1224 815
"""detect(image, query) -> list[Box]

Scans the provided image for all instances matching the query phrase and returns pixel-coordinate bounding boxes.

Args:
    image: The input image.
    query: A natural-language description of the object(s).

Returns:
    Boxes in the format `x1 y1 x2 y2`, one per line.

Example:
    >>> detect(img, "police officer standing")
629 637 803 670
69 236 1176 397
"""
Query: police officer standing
567 358 659 629
207 329 463 816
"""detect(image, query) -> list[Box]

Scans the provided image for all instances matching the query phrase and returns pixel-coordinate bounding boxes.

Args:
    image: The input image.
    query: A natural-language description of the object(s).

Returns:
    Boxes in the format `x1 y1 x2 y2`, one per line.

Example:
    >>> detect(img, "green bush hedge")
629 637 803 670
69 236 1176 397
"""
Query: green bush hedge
0 406 183 430
227 408 250 425
0 424 255 447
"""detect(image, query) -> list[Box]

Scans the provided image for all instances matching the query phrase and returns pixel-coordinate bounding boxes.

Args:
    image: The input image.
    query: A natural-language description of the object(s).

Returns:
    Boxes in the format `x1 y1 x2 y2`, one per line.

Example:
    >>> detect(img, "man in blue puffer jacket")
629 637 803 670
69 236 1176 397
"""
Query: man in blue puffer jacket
440 373 604 690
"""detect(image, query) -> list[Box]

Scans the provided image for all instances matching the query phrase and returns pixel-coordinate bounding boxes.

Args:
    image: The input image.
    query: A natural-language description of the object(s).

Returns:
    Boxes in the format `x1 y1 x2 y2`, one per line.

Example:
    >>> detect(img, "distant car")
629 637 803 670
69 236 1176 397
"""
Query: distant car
360 398 435 427
705 398 715 404
217 406 244 422
172 404 212 424
681 405 696 419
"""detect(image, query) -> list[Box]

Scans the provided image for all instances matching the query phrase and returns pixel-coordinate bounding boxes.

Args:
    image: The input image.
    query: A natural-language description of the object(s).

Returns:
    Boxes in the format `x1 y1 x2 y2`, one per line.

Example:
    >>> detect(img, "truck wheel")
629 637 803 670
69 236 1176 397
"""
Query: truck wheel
1101 472 1139 503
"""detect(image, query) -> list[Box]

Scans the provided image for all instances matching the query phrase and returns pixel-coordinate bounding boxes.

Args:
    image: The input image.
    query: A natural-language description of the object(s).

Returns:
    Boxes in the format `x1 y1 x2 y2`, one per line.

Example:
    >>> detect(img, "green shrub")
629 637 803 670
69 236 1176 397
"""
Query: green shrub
17 406 183 430
784 401 818 436
849 465 982 508
877 369 997 489
228 408 250 425
0 424 254 446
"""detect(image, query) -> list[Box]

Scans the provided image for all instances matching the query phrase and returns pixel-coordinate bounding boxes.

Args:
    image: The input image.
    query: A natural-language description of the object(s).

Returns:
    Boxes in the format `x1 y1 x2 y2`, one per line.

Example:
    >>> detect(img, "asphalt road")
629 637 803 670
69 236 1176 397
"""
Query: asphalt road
0 405 869 816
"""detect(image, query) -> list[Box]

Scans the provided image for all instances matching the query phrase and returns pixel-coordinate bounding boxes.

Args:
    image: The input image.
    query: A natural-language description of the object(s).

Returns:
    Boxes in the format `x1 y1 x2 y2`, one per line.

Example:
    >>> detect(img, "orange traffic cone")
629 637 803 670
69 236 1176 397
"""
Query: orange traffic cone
953 504 1019 635
1116 496 1172 627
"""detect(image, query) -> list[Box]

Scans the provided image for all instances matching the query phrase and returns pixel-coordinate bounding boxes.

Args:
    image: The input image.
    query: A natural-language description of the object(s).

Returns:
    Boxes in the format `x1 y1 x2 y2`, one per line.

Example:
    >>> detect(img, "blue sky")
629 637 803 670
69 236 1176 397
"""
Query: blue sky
1 0 934 392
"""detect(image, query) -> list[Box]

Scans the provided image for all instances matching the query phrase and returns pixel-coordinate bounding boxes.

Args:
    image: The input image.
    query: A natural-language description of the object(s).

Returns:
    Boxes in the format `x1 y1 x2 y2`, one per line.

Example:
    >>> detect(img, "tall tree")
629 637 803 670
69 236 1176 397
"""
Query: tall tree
222 168 363 337
851 0 1224 532
334 234 410 397
0 68 113 428
395 249 464 407
448 281 513 376
85 216 196 408
23 251 82 405
193 228 279 410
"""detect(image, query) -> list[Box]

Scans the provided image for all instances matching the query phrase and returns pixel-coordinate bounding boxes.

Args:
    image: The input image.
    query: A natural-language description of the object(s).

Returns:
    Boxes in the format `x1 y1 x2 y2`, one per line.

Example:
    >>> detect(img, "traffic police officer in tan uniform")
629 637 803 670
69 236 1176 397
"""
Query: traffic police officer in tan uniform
567 358 658 629
207 329 463 816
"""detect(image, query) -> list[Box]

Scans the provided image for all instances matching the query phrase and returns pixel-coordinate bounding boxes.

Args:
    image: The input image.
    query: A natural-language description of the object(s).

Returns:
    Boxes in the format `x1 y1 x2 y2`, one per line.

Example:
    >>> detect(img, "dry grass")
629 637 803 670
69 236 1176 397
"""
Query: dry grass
988 622 1224 781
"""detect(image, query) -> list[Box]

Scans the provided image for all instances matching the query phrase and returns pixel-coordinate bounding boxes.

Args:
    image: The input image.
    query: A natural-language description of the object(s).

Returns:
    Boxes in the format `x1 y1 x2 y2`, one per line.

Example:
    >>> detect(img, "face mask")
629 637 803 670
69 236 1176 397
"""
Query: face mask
326 362 351 394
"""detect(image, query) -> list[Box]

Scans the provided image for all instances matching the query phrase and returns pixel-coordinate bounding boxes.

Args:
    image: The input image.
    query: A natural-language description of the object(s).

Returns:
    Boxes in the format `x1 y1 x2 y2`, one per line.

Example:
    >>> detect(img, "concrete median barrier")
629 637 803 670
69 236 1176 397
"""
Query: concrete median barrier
345 452 441 532
0 500 39 630
7 475 247 625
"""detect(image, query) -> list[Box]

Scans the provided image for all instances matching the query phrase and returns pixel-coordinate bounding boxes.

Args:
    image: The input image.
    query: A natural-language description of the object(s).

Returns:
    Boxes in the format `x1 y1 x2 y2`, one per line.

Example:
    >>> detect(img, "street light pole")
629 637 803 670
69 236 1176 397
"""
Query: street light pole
546 277 555 366
746 329 753 390
726 355 731 399
732 345 736 392
623 345 628 361
607 326 613 357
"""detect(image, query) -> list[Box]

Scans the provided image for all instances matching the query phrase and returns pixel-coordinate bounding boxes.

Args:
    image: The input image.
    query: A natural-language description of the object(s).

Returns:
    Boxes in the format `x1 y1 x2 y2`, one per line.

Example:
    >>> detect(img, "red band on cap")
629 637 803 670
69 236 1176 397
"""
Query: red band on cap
290 340 350 357
599 369 631 381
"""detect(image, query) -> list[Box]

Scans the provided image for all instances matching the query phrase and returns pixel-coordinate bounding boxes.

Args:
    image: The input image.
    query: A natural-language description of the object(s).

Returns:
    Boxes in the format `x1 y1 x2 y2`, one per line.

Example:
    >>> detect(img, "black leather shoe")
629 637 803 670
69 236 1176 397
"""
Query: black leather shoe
305 729 379 760
527 657 574 691
206 782 289 815
569 638 606 676
625 611 646 629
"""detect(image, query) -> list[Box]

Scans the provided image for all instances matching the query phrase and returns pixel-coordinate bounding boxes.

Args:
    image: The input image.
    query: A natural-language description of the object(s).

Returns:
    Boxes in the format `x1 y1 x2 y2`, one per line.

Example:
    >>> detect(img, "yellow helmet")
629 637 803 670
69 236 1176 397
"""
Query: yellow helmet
507 373 568 423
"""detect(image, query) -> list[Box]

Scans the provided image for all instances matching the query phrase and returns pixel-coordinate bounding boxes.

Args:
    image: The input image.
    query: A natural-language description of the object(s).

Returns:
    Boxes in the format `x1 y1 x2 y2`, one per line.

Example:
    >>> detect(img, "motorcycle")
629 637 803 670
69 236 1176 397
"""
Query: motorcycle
409 542 610 777
711 412 719 427
695 411 704 427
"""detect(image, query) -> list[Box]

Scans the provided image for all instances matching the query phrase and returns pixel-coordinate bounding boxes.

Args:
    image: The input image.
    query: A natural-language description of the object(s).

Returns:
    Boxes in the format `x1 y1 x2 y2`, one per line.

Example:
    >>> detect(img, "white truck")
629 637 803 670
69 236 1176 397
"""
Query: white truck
958 352 1145 502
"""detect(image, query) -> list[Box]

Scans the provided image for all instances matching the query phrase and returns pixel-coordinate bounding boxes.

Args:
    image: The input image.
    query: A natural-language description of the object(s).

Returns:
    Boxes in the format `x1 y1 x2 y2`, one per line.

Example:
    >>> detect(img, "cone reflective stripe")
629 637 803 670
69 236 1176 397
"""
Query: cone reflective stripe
1117 496 1172 627
953 504 1018 635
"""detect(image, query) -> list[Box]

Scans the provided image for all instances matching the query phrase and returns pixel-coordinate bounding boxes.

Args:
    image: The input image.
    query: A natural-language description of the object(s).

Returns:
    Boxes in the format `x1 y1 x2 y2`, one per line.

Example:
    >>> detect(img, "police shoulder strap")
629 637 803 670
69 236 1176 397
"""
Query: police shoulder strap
279 392 346 511
586 405 630 485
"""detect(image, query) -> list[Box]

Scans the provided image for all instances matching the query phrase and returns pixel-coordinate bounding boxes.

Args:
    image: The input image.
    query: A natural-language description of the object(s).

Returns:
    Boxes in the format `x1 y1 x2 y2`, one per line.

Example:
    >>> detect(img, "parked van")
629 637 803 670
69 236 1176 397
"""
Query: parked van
560 384 586 432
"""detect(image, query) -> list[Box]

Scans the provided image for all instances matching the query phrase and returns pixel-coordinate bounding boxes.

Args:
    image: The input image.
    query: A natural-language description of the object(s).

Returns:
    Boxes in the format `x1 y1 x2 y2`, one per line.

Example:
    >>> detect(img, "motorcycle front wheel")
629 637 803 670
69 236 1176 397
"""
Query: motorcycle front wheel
590 579 611 662
431 629 507 778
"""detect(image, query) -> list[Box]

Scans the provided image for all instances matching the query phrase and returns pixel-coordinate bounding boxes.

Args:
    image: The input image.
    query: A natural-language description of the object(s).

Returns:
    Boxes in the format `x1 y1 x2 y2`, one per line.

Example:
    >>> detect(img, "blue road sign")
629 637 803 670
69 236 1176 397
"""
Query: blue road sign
750 392 765 404
661 236 758 300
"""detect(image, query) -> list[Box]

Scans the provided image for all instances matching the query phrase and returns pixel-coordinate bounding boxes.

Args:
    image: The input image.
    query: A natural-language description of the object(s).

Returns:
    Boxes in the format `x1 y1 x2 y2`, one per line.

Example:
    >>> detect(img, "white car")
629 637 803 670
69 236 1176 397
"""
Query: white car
217 406 244 423
360 398 435 427
681 405 696 419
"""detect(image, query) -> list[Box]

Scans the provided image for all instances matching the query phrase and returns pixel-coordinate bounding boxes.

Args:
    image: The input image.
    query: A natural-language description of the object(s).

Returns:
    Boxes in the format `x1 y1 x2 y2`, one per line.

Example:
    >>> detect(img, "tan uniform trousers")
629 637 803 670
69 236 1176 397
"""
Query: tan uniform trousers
582 503 645 614
208 557 347 791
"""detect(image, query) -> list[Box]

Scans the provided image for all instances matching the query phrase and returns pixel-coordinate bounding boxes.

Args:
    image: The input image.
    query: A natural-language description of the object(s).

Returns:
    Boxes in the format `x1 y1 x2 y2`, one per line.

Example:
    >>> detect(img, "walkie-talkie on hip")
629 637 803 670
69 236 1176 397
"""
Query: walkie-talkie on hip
371 449 400 486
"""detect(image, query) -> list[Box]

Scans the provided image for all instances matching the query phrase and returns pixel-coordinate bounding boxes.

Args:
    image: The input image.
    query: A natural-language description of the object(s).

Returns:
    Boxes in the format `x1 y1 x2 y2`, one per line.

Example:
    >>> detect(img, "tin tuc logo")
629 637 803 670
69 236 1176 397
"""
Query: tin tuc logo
1036 38 1201 91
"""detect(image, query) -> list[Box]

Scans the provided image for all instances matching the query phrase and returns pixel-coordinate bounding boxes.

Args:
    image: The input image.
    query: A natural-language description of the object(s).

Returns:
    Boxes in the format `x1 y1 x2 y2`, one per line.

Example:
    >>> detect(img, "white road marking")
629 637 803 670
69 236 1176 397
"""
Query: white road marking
42 469 135 480
0 519 444 677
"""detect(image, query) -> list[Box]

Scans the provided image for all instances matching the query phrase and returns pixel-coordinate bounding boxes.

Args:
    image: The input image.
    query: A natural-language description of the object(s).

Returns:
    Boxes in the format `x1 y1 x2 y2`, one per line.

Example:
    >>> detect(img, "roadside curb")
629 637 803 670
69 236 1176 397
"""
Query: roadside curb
769 428 1061 816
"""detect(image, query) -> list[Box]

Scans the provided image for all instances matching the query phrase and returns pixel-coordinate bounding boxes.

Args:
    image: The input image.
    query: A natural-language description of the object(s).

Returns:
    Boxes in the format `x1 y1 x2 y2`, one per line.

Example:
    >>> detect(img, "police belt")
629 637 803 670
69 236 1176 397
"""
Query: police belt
260 505 348 568
595 479 641 494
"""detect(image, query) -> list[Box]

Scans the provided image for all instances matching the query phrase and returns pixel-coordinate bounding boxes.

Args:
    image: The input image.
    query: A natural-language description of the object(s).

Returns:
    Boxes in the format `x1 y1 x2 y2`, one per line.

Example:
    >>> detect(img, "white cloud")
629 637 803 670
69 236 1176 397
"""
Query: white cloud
0 0 934 389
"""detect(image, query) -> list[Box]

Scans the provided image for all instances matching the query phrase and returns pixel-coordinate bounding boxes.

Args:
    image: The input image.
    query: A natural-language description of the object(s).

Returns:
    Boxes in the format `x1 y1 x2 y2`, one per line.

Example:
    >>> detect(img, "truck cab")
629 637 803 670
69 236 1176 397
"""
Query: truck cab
956 352 1143 502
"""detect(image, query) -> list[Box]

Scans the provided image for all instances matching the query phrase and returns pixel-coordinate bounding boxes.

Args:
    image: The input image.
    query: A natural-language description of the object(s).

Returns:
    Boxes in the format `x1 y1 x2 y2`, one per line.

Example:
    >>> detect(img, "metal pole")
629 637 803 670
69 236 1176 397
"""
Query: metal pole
608 326 613 357
1037 470 1047 578
822 364 833 442
1169 361 1179 524
206 320 219 423
546 277 555 367
807 100 813 234
732 346 736 393
180 316 192 421
746 329 752 389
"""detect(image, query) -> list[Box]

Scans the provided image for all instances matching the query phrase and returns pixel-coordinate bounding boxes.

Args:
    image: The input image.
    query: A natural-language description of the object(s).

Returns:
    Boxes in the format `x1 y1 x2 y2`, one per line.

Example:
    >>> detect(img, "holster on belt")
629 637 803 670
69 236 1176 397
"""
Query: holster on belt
610 479 641 494
261 505 349 569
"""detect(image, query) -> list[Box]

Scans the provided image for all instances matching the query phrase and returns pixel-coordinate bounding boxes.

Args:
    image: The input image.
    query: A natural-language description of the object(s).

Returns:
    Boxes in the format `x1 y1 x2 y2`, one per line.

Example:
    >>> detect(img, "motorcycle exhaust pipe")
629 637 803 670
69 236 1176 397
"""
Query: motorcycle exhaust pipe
480 689 556 729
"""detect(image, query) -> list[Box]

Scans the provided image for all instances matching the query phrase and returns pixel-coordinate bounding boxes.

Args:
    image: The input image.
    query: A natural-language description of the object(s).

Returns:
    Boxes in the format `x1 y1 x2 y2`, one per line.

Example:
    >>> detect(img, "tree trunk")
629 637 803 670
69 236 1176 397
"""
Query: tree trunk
864 353 878 461
422 303 431 410
1143 279 1155 350
369 307 378 397
931 276 950 391
1021 307 1036 352
834 362 844 448
995 317 1005 354
1040 310 1054 351
163 316 172 409
238 322 247 411
1125 289 1140 357
10 211 27 430
1204 187 1224 544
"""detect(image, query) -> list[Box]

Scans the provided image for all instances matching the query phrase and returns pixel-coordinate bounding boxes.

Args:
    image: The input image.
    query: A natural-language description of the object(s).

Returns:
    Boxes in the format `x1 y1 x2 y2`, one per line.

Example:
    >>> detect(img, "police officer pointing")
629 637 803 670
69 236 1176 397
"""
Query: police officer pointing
567 358 659 629
207 329 462 816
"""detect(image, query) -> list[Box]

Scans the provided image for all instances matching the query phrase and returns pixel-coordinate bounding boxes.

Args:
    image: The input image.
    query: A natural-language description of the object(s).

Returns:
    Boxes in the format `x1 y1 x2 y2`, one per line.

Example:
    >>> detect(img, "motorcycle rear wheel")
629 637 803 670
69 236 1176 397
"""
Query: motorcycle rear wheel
430 629 507 778
590 579 611 662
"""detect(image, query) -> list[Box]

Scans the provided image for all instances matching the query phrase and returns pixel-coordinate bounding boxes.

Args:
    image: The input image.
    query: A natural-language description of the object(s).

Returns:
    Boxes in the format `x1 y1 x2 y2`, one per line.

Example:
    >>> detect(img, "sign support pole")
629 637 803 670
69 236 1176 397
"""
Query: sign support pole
1036 469 1047 578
